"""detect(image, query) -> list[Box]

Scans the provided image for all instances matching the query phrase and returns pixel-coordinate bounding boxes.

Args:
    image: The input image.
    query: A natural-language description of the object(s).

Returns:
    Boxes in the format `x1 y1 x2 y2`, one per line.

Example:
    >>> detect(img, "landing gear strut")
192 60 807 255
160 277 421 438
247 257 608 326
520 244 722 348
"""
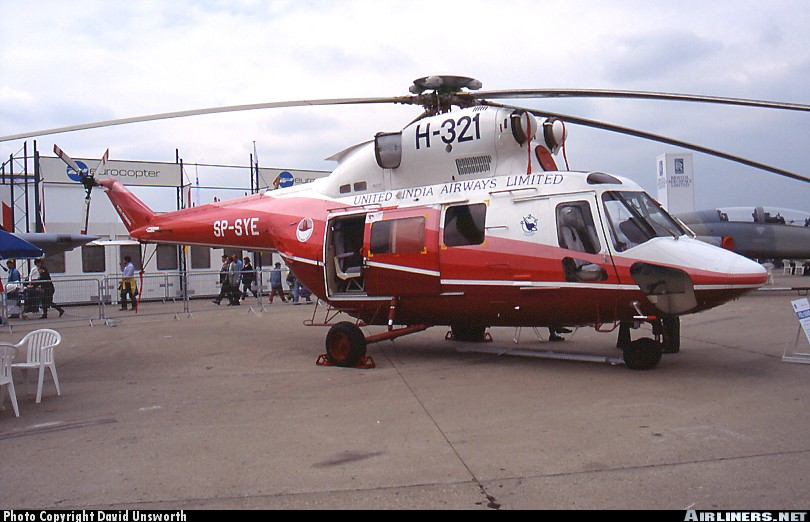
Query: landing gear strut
319 319 430 369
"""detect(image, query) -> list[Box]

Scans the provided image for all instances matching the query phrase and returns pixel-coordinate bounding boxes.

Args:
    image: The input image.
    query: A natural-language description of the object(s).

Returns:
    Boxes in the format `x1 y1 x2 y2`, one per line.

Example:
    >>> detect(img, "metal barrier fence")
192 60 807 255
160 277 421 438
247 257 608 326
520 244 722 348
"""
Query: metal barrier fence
101 272 188 321
1 268 290 329
2 278 103 328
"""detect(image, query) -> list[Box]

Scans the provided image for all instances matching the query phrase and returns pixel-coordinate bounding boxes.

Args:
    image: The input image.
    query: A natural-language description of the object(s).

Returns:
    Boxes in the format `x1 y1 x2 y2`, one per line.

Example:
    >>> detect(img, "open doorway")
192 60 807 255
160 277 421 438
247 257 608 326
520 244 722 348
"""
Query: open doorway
325 214 366 295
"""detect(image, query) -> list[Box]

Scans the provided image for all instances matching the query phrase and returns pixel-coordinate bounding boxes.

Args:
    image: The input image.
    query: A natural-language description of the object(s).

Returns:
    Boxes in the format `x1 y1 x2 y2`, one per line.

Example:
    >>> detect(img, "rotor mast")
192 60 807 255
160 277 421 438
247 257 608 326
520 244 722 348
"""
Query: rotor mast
408 75 485 116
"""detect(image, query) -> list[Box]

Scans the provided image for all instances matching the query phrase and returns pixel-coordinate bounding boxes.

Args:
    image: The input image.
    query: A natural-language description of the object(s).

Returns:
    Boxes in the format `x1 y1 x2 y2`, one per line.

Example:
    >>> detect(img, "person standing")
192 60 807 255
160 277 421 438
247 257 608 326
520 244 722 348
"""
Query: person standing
119 255 137 311
5 259 21 286
268 262 287 303
34 259 64 319
4 259 23 314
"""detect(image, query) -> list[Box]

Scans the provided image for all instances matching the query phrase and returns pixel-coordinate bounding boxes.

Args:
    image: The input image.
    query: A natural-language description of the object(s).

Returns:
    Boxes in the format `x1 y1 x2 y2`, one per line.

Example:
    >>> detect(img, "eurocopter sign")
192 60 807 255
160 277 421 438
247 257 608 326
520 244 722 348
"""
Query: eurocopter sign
39 156 181 187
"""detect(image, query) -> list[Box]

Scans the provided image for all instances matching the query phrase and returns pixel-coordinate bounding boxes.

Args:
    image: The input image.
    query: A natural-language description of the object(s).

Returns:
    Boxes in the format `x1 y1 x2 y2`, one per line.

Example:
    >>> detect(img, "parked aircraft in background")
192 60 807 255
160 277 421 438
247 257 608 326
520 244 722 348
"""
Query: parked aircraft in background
12 232 99 258
677 206 810 262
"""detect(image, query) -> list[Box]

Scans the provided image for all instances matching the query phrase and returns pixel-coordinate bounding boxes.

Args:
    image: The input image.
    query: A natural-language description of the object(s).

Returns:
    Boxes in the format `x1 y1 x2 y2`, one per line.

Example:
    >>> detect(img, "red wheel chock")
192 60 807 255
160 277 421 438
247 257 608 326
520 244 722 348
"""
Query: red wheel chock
316 354 376 369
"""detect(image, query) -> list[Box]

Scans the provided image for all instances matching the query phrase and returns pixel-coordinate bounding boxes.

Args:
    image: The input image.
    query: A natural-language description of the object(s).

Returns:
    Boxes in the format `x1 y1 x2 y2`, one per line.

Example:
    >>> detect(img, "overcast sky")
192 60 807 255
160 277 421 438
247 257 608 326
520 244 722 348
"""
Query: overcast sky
1 0 808 214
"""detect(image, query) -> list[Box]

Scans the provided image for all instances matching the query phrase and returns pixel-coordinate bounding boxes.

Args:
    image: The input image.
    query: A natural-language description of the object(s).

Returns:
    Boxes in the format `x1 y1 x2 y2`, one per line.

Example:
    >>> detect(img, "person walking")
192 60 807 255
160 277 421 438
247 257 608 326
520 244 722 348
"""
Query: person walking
227 254 242 305
25 258 42 314
268 262 287 303
119 255 138 311
34 259 64 319
287 270 298 302
293 279 312 304
240 257 257 300
212 254 231 305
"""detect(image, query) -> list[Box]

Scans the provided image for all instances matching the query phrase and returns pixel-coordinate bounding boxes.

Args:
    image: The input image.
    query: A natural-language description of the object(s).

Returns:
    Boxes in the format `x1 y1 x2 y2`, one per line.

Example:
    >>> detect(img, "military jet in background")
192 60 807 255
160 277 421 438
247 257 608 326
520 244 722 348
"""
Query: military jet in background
10 231 99 257
677 206 810 263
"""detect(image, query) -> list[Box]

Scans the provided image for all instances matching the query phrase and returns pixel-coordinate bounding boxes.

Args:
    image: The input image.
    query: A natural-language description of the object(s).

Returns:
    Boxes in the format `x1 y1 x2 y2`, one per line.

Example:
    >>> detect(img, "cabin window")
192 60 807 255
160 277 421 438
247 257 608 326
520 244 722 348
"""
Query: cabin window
353 181 367 192
339 184 351 194
156 244 179 271
443 203 486 247
44 252 66 273
556 201 601 255
81 245 106 273
370 217 426 255
190 246 211 269
120 245 142 270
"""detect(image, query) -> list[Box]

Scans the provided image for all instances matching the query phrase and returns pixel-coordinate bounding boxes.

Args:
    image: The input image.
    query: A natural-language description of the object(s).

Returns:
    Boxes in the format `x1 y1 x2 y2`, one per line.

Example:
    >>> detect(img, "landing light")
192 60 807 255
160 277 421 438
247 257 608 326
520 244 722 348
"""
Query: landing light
510 110 538 145
543 118 566 154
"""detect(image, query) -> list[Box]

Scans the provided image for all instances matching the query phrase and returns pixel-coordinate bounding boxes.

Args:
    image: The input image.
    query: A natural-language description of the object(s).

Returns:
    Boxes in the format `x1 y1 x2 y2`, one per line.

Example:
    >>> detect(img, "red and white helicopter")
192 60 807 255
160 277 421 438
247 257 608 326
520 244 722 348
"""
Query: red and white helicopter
4 75 809 369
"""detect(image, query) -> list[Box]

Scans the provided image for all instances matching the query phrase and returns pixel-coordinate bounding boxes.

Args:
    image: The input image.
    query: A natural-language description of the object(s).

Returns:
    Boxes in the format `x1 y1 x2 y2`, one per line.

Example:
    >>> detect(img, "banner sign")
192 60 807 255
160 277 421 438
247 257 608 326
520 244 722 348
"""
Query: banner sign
39 156 182 187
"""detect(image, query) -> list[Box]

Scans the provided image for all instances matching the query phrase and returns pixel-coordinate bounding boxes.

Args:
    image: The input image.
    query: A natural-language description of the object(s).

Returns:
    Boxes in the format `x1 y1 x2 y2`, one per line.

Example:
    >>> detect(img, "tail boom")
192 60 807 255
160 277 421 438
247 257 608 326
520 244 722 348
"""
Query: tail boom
99 178 156 232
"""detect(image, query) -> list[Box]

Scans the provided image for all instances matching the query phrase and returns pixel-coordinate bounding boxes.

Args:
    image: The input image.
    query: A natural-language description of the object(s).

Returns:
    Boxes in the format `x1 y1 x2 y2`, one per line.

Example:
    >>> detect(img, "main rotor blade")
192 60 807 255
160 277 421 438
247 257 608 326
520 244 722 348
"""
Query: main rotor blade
473 89 810 112
485 102 810 184
0 96 416 142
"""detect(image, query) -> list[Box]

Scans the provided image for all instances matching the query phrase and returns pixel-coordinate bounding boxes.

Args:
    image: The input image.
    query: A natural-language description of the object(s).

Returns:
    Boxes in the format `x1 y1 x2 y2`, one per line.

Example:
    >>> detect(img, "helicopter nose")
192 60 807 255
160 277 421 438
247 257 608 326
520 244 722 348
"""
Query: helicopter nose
628 237 768 315
684 237 768 285
639 236 765 279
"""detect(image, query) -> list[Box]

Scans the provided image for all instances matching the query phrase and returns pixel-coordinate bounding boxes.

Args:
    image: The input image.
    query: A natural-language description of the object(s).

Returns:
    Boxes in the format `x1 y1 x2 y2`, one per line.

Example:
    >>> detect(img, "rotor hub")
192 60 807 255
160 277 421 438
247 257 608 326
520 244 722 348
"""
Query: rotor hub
409 76 483 115
409 75 482 94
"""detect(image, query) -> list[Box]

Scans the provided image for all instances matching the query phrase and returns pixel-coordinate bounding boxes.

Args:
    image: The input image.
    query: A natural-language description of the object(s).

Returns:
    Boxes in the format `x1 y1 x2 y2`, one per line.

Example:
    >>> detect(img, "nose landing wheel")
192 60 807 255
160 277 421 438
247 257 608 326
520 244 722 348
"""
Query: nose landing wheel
622 337 663 370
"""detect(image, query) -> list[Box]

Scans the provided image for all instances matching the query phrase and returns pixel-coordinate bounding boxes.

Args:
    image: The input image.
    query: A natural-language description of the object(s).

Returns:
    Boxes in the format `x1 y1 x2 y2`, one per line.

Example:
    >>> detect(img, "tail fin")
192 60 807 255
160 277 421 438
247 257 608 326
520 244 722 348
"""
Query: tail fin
98 178 156 232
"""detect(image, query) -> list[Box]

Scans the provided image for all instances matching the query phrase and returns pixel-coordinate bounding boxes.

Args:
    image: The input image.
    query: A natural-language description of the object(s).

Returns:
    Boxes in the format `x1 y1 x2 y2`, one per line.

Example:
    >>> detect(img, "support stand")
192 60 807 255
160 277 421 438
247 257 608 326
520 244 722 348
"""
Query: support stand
782 325 810 364
784 298 810 364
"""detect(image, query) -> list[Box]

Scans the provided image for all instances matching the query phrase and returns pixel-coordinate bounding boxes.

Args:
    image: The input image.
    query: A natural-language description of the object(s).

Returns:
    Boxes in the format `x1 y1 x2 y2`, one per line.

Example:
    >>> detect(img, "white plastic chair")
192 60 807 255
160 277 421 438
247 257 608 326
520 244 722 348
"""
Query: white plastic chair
10 328 61 403
0 344 20 416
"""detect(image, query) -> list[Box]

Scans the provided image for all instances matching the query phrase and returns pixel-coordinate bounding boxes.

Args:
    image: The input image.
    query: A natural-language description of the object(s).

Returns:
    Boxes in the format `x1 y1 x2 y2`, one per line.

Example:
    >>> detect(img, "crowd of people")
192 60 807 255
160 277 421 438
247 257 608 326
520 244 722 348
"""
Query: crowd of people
212 254 312 306
2 258 64 319
1 253 314 321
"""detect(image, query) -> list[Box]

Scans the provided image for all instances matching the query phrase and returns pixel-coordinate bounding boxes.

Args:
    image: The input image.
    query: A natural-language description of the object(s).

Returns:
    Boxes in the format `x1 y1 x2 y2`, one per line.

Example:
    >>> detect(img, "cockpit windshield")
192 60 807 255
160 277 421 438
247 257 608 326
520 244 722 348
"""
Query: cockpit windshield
602 191 686 252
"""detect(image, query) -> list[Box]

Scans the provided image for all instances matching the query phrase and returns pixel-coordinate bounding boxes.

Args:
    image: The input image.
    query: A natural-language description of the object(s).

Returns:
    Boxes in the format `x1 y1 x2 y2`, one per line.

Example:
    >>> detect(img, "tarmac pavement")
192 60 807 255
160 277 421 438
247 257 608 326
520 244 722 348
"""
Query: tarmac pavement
0 281 809 510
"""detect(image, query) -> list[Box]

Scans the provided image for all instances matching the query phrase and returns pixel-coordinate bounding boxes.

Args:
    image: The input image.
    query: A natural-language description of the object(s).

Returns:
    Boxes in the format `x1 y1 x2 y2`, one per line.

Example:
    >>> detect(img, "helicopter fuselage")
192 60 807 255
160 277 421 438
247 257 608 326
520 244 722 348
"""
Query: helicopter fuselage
96 103 768 369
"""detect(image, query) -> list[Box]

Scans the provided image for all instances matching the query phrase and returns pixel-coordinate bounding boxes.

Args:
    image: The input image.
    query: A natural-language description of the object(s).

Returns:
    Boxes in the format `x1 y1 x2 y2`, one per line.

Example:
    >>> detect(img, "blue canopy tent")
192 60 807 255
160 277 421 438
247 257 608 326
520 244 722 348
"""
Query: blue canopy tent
0 229 44 260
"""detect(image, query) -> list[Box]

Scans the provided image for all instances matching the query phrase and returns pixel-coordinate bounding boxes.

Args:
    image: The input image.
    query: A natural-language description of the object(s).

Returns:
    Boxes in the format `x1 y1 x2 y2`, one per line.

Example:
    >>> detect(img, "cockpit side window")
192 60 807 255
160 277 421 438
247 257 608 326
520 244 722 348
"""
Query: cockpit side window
556 201 601 255
602 191 685 251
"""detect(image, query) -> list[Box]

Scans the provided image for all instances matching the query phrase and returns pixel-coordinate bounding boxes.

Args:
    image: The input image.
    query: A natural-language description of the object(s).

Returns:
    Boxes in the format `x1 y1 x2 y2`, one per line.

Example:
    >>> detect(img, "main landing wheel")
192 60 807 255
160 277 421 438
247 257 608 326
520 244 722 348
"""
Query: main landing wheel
448 324 488 342
622 337 663 370
325 321 367 368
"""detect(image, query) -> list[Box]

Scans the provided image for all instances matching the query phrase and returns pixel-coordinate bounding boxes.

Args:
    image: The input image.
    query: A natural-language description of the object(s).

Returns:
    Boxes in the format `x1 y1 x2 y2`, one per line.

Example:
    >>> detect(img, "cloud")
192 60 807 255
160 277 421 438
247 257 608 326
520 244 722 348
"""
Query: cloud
605 31 723 84
1 0 808 212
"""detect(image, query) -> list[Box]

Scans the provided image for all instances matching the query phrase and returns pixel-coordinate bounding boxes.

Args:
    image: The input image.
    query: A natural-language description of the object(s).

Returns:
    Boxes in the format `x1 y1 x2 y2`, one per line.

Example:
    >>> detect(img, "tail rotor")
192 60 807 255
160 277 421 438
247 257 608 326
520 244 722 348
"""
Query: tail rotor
53 145 108 234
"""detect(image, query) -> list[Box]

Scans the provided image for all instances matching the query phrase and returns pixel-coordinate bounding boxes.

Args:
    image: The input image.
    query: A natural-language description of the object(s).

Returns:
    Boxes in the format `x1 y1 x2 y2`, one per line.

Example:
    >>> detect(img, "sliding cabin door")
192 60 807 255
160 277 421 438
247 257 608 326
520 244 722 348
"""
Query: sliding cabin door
362 207 442 297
